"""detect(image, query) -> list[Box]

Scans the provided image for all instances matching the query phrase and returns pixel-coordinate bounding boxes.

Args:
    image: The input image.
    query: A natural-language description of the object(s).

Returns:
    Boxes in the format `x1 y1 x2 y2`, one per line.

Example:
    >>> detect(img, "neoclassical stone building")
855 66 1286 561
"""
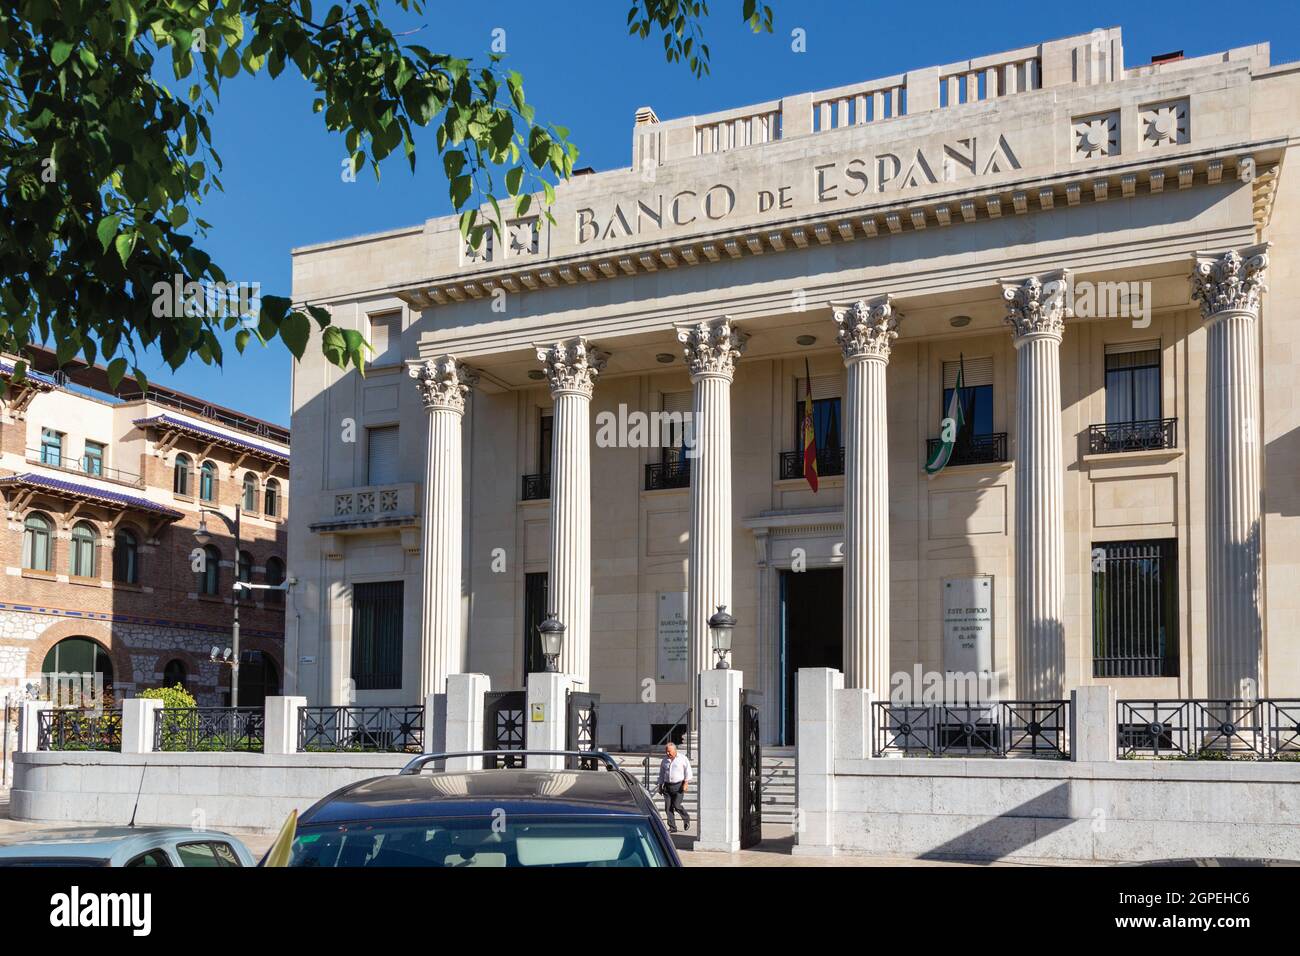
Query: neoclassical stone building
288 28 1300 745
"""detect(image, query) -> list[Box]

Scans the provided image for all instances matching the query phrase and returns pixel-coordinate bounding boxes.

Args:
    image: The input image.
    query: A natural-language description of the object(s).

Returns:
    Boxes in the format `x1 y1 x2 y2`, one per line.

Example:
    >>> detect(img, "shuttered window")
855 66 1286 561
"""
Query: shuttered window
366 426 400 485
942 357 995 439
1105 342 1161 425
351 581 404 690
942 356 993 389
660 392 692 463
368 313 402 366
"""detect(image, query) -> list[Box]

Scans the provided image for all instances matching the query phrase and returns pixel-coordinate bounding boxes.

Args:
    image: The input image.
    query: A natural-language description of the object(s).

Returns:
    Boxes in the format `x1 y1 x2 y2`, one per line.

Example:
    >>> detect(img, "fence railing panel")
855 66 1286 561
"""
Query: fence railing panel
154 707 264 752
37 708 123 752
873 701 1069 758
298 705 425 753
1117 699 1300 759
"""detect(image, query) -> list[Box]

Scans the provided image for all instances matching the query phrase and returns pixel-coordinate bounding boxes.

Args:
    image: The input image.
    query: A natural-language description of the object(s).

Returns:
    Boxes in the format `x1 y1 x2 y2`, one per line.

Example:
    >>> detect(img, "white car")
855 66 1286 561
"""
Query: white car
0 826 256 867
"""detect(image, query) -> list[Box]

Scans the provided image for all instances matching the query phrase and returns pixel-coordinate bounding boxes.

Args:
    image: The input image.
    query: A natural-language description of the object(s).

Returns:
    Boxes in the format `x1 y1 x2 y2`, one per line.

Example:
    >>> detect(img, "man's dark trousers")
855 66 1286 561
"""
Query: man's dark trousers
662 781 690 831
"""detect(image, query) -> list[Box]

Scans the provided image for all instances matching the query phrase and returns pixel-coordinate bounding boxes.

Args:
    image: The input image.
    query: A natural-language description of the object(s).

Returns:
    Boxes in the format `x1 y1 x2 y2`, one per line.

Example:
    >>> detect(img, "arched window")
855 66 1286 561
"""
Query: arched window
199 461 217 502
173 453 192 496
69 522 99 578
42 637 114 700
242 473 259 512
113 528 139 584
22 512 53 571
264 479 281 518
199 544 221 596
265 556 285 606
237 550 253 587
163 659 187 687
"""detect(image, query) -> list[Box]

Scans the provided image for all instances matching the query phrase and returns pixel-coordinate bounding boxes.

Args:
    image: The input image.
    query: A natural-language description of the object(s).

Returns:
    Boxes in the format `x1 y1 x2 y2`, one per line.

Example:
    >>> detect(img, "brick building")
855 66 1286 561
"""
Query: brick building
0 348 290 707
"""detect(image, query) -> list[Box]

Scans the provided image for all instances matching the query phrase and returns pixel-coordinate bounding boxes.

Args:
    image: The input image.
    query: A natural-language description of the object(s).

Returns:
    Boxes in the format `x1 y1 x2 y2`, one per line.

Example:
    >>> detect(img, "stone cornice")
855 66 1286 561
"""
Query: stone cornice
1191 243 1270 321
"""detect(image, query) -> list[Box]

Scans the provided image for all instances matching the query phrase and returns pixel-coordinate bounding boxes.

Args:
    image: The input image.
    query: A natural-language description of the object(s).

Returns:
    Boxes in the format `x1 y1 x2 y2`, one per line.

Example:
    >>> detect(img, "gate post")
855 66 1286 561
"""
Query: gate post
695 667 743 853
792 667 842 857
423 692 447 755
445 674 490 770
526 671 572 769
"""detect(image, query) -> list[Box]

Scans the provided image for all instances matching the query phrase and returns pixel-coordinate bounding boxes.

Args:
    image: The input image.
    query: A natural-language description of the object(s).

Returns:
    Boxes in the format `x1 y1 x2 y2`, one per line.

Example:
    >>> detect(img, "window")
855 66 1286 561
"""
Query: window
660 392 691 466
265 556 285 606
22 512 53 571
199 461 217 502
350 581 403 690
942 357 995 439
41 637 114 696
69 523 98 577
174 453 192 496
242 473 259 512
366 426 400 485
237 550 253 587
40 428 63 466
538 414 553 476
175 842 240 867
523 572 549 677
1092 539 1179 678
83 441 105 476
163 659 187 687
264 478 281 517
126 851 172 868
113 529 139 584
199 544 221 596
368 312 402 366
1105 343 1161 424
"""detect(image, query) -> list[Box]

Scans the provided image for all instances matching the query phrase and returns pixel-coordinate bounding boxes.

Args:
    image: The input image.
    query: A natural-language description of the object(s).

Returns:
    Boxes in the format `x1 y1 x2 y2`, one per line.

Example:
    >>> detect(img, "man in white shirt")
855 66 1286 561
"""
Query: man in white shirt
655 741 693 833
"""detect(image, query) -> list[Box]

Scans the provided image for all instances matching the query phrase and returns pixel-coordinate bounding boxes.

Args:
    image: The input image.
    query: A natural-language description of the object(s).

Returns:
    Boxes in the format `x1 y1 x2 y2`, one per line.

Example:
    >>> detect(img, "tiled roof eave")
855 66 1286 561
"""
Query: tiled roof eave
0 474 184 519
133 414 290 463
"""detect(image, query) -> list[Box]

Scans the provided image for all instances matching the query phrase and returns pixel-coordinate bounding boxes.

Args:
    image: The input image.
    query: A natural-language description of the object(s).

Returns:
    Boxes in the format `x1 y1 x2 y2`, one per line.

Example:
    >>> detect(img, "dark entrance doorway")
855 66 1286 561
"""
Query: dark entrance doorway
779 568 843 744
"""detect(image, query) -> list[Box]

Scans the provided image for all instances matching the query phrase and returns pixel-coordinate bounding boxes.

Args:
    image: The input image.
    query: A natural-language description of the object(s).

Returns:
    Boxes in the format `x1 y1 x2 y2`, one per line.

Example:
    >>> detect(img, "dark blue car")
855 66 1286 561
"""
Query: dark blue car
281 751 682 868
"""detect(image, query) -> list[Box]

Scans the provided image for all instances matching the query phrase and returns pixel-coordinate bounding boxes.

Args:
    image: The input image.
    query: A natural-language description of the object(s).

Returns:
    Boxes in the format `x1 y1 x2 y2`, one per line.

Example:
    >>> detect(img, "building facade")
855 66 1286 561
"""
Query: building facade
0 349 290 707
288 28 1300 746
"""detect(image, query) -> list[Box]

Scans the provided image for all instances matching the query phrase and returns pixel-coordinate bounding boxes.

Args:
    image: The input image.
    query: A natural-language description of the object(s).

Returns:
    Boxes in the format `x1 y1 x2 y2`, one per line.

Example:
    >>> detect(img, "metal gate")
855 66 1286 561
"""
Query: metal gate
483 690 526 768
740 689 762 849
566 691 600 769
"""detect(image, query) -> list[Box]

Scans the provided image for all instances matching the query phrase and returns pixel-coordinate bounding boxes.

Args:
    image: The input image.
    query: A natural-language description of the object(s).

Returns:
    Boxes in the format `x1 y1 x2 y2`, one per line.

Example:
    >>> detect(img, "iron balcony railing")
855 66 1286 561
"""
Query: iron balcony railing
778 445 845 480
154 707 264 752
521 473 550 501
37 708 123 752
1117 699 1300 760
873 701 1069 758
27 448 143 486
925 432 1008 467
1088 418 1177 455
298 705 425 753
645 459 691 490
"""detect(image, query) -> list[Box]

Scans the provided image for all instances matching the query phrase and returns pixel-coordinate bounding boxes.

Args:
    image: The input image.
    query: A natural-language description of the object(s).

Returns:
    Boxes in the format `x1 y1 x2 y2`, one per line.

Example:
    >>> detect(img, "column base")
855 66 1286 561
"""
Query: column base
692 840 741 854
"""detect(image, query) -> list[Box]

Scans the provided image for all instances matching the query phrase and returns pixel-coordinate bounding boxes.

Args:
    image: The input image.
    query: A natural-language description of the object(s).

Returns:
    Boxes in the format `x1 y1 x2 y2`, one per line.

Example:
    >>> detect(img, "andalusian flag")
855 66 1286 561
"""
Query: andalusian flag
925 355 966 476
802 358 818 492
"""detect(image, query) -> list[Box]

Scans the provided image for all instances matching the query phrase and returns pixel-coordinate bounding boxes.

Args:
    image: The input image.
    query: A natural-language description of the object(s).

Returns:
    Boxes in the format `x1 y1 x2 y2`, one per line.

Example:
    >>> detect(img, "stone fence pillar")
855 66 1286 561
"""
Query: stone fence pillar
1070 685 1117 762
526 672 572 770
792 668 842 856
445 673 490 770
424 692 447 755
121 698 162 755
264 696 306 755
18 701 52 753
695 667 743 853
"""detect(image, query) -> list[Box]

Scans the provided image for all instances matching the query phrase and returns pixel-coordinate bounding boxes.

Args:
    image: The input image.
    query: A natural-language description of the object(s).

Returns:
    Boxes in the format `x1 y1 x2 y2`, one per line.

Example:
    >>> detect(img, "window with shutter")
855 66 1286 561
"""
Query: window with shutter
366 426 400 485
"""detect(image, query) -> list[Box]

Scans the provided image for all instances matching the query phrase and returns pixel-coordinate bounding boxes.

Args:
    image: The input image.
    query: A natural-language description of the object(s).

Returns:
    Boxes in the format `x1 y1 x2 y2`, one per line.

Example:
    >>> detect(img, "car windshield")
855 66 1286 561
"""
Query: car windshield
288 817 669 867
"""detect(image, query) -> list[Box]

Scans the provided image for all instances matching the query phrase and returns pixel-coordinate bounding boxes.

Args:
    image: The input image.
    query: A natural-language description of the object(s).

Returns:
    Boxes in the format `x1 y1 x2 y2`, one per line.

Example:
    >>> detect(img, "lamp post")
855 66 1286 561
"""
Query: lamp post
708 605 736 669
194 505 243 707
538 616 566 673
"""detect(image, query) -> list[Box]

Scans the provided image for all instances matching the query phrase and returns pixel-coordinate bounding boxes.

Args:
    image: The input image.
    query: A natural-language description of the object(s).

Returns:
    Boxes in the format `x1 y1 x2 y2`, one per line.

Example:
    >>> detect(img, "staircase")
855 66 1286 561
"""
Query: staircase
610 748 797 830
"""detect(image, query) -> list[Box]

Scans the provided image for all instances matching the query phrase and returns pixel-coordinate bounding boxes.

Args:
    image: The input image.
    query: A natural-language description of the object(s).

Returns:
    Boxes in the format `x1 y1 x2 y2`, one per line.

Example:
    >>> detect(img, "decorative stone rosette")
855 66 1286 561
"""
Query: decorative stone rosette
832 295 902 361
409 355 478 413
676 317 749 380
1000 269 1072 339
535 337 609 397
1191 244 1270 321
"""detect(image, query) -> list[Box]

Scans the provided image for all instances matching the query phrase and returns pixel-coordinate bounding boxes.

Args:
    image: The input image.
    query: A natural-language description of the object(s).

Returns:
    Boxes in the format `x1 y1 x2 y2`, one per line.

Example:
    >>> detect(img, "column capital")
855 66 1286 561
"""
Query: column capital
676 317 748 381
535 337 608 397
1191 243 1270 322
408 355 478 413
999 269 1072 341
831 295 902 363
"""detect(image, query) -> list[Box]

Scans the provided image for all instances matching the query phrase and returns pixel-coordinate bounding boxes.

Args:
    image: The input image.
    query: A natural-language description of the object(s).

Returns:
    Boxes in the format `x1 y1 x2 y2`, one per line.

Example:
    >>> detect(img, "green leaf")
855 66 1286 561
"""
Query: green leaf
505 166 524 196
105 358 128 390
96 215 121 252
114 231 137 266
51 41 74 66
279 312 310 359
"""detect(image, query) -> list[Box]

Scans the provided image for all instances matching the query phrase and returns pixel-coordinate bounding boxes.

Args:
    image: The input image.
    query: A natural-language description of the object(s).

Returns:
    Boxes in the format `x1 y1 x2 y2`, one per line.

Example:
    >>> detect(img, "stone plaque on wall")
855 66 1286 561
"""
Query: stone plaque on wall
656 591 689 683
942 576 993 674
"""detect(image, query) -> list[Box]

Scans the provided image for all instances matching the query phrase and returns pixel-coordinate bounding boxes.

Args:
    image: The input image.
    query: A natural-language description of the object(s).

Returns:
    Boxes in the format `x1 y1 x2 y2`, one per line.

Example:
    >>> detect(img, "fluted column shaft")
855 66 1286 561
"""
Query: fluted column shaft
833 296 900 695
536 338 608 686
1193 245 1269 698
1002 272 1070 699
409 357 477 698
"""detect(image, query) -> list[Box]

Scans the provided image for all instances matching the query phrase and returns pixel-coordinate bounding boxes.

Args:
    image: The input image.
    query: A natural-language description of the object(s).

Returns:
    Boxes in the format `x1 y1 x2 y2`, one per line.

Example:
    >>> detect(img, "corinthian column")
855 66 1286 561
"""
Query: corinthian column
677 317 748 691
1001 270 1071 700
409 355 478 697
536 337 608 685
832 296 900 696
1191 244 1269 698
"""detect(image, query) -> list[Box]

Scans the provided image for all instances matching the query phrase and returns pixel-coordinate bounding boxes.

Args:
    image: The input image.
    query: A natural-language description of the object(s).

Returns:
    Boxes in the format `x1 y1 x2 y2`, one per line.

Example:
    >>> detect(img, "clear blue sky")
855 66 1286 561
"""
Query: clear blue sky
142 0 1300 427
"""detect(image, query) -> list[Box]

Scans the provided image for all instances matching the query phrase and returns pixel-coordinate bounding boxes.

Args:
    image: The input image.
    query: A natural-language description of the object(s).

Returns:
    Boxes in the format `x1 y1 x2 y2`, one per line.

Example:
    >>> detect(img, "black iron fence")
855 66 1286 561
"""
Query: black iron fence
645 459 691 490
1117 699 1300 759
298 705 425 753
521 473 550 500
925 432 1008 467
779 445 845 480
1088 418 1177 455
37 708 123 752
873 701 1069 758
154 707 264 752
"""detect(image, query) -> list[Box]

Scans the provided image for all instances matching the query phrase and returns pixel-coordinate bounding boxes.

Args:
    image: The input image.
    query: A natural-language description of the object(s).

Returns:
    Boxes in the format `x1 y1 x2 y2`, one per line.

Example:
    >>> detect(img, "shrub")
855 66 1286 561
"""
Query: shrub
138 683 197 710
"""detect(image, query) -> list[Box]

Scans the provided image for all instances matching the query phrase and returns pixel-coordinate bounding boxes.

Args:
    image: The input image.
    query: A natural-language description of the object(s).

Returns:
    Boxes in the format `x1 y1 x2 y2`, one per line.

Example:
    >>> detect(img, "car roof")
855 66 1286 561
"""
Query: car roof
0 827 244 860
301 768 651 826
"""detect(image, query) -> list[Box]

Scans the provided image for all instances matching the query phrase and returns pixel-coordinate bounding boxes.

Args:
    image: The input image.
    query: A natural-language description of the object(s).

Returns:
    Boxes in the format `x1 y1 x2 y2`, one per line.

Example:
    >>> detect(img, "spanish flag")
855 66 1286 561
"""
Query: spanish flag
802 358 818 493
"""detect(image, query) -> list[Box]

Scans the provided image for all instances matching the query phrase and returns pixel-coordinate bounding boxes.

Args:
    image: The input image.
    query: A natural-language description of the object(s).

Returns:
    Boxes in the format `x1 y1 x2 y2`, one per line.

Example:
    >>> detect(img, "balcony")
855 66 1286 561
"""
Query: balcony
645 459 691 491
1088 418 1177 455
925 433 1008 467
779 446 845 481
521 473 550 501
27 448 142 487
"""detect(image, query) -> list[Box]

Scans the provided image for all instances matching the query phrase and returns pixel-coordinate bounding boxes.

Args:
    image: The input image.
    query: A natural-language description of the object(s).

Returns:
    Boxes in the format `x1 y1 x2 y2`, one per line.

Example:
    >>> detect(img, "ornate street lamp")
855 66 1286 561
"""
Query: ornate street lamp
538 616 566 672
708 605 736 669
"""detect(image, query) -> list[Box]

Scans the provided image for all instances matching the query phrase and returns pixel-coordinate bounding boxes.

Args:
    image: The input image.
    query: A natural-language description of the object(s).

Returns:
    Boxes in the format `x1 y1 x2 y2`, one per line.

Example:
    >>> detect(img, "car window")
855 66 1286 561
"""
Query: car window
126 850 172 868
175 842 221 867
210 842 242 867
